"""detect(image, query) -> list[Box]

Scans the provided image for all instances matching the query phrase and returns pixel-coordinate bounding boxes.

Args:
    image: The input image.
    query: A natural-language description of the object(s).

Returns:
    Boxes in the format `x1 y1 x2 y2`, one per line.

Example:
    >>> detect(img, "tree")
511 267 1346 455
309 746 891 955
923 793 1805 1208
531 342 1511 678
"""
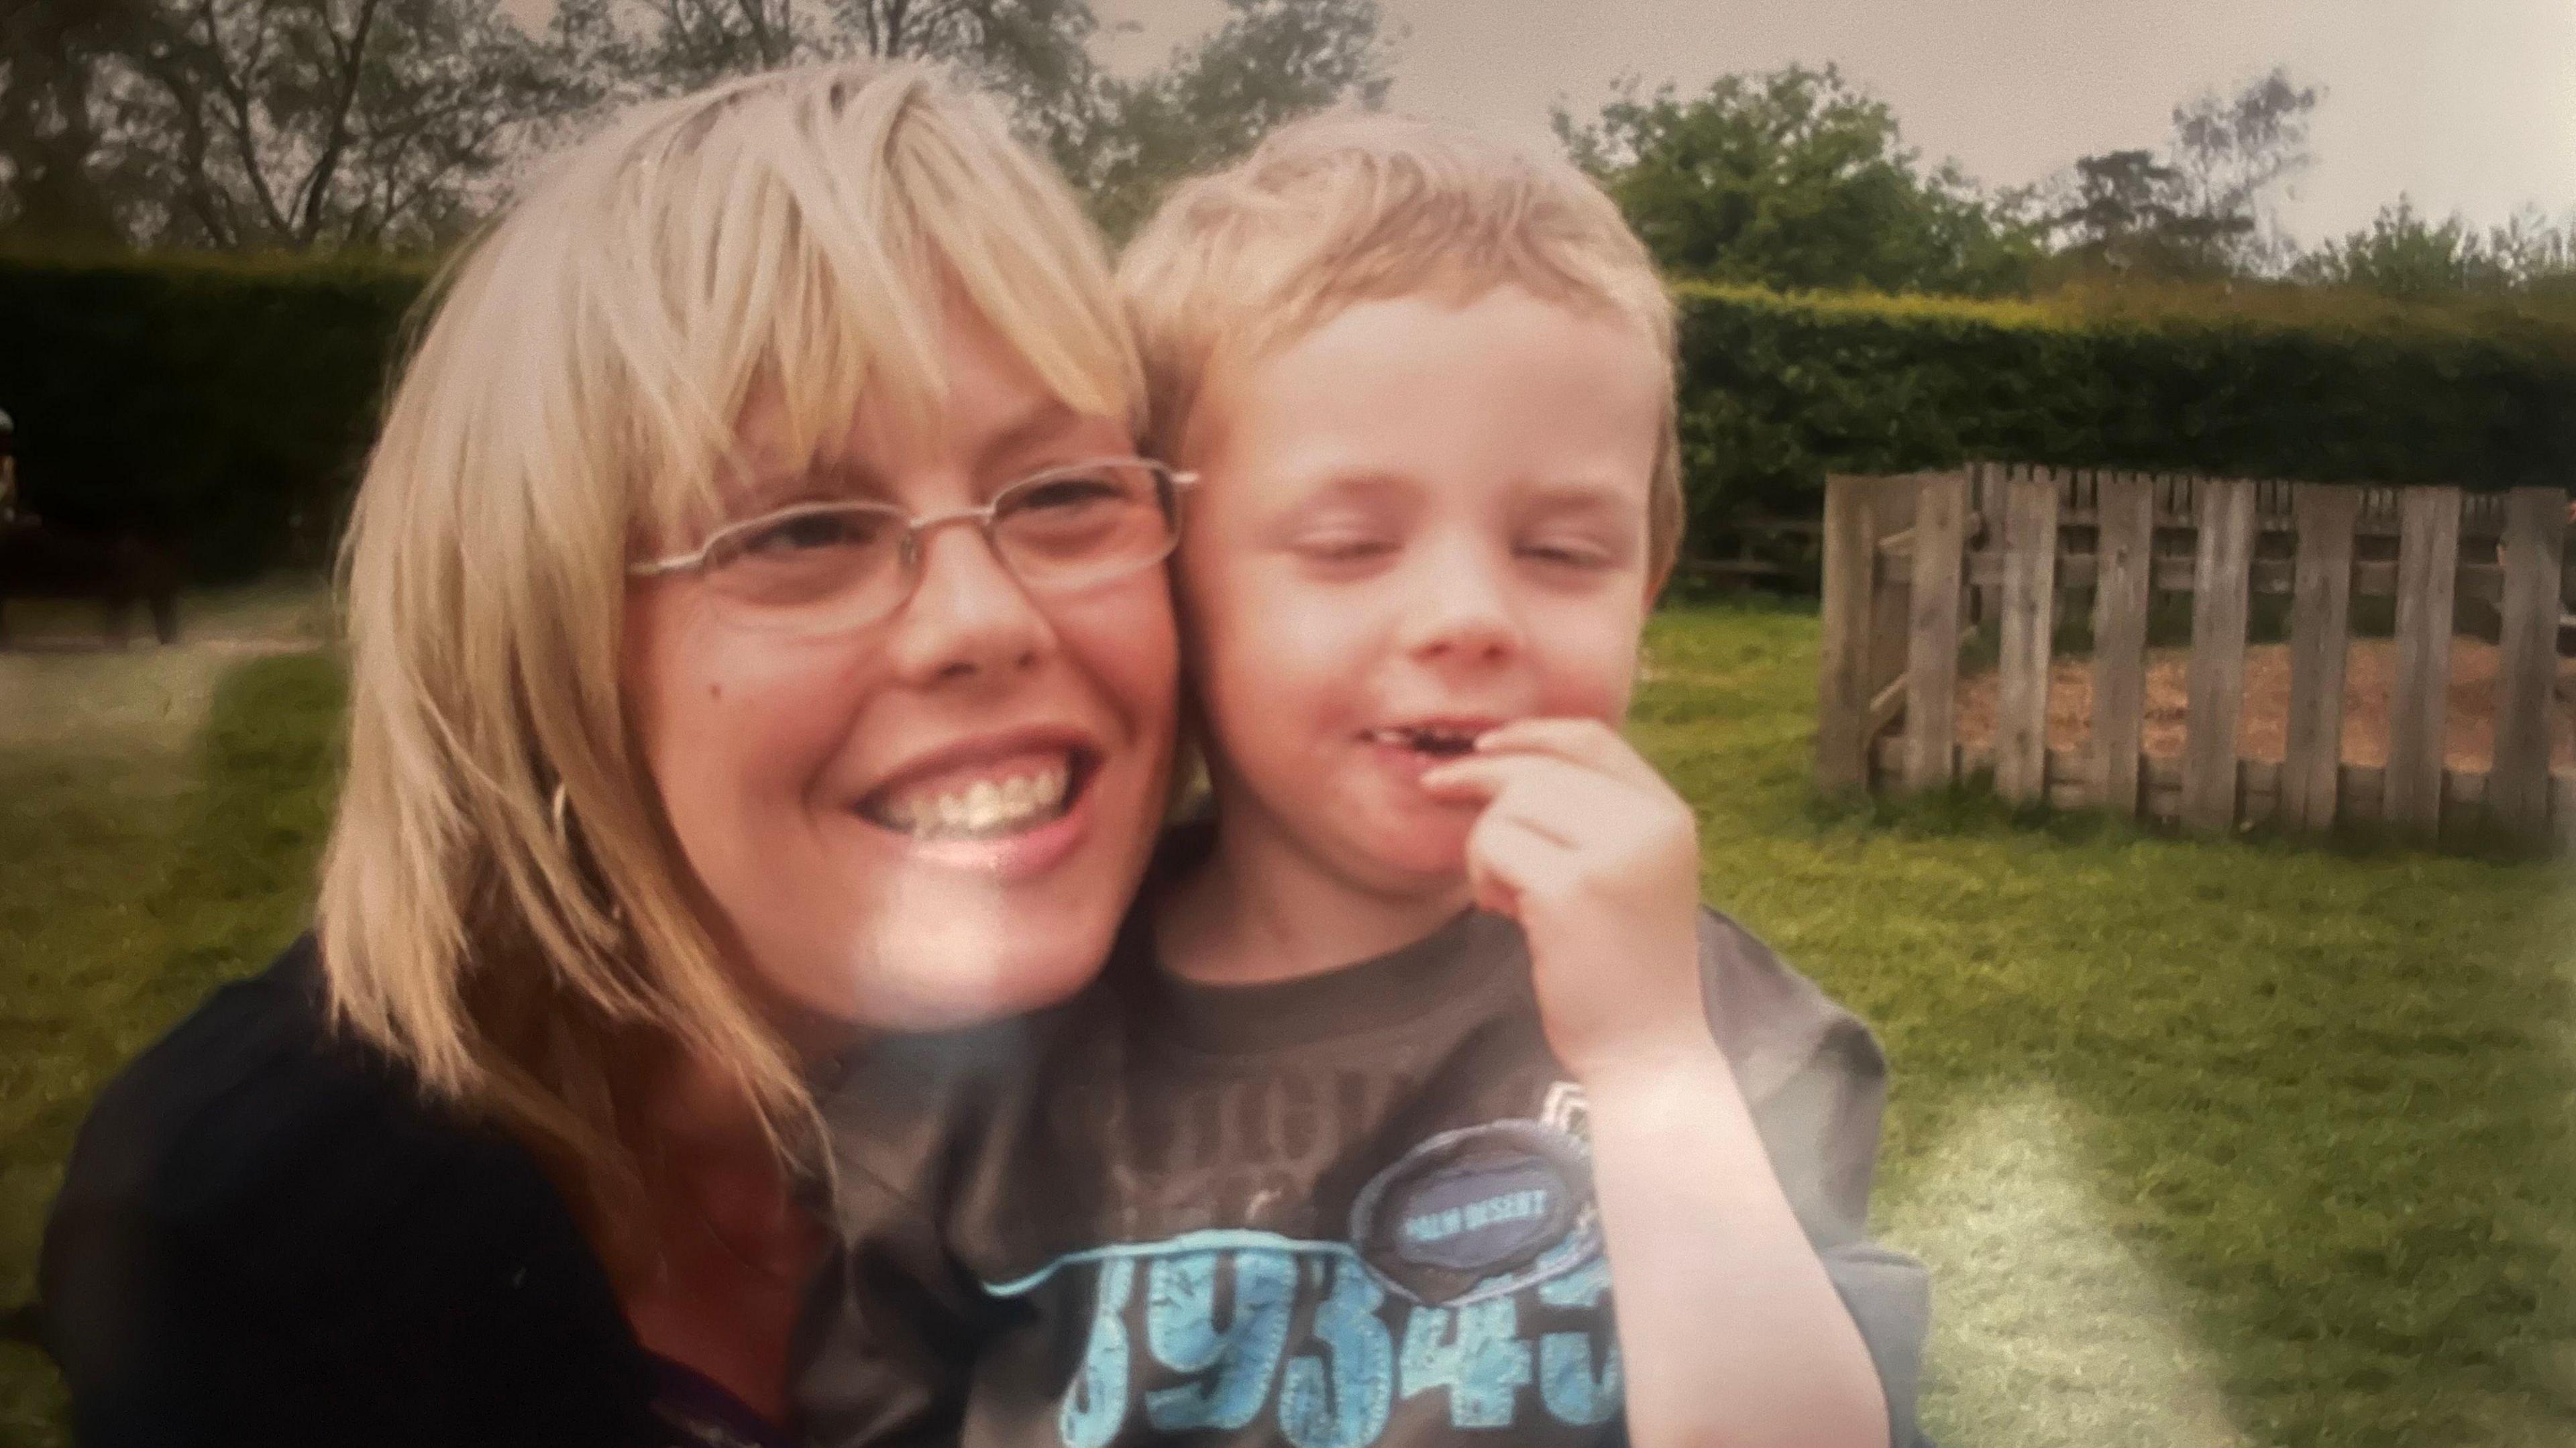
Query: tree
0 0 166 247
548 0 1391 239
2292 199 2576 298
2166 65 2319 271
1 0 1397 252
551 0 1100 116
1 0 570 252
102 0 564 249
2046 66 2320 279
1553 65 2039 297
1050 0 1391 239
2046 147 2246 276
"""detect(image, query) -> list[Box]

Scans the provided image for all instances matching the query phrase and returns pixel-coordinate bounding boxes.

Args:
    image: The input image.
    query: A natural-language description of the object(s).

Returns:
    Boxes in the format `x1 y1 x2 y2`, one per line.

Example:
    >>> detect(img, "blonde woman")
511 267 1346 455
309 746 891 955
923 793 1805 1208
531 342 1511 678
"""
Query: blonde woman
39 61 1182 1447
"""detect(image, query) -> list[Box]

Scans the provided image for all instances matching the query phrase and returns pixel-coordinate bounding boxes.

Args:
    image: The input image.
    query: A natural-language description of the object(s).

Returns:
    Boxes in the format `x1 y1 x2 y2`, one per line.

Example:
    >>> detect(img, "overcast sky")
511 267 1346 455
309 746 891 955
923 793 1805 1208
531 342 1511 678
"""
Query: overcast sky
1094 0 2576 246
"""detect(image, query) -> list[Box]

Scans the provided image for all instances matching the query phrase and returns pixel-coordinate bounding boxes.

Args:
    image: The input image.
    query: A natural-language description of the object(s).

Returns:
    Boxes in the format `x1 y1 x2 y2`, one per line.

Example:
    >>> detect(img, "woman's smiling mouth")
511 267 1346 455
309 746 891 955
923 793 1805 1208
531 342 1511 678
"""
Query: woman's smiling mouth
865 755 1081 839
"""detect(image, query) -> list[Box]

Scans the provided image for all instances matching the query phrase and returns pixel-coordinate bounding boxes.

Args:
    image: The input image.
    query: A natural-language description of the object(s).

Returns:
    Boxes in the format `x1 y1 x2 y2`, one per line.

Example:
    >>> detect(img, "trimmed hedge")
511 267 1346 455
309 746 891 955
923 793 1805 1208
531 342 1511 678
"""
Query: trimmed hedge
0 256 424 581
2 259 2571 579
1674 282 2576 534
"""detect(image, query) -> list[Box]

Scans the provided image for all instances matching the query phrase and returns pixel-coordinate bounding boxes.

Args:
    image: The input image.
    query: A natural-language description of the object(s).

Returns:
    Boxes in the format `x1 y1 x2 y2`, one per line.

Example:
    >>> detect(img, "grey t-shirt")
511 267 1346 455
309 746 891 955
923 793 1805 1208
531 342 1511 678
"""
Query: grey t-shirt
798 884 1930 1448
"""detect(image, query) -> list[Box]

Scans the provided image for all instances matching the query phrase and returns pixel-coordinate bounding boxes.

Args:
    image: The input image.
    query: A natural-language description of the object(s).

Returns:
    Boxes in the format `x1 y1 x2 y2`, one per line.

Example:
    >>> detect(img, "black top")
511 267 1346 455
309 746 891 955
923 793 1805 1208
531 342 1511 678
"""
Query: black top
38 937 790 1448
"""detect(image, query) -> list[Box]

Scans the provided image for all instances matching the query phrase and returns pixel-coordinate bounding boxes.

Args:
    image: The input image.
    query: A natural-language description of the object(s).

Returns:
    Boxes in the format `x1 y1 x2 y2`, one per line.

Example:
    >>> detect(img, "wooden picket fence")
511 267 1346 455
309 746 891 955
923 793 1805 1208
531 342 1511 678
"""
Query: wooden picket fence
1816 465 2576 849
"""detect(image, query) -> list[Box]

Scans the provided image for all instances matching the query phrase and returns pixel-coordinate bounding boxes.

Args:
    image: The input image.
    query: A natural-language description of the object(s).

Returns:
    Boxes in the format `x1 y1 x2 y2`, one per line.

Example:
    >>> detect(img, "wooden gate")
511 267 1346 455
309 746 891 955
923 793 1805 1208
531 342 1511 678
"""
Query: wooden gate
1816 466 2576 848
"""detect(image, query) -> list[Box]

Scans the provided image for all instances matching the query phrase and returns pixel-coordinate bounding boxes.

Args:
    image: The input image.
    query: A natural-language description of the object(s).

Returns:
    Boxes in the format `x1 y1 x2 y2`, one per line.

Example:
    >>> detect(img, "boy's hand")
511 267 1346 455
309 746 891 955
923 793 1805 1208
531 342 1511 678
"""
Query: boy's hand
1419 718 1707 1085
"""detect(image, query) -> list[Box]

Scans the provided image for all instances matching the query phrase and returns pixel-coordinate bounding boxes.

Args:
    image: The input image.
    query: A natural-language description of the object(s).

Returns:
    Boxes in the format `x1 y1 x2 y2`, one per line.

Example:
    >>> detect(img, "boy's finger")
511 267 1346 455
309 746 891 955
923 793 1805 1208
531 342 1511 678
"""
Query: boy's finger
1464 810 1578 917
1426 754 1634 846
1472 717 1660 791
1463 846 1519 921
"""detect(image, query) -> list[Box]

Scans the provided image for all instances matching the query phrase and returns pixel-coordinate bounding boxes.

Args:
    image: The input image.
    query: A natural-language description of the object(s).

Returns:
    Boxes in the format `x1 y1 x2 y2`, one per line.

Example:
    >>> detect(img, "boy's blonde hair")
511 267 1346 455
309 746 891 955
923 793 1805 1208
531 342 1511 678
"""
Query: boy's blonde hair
1118 112 1683 588
317 60 1139 1272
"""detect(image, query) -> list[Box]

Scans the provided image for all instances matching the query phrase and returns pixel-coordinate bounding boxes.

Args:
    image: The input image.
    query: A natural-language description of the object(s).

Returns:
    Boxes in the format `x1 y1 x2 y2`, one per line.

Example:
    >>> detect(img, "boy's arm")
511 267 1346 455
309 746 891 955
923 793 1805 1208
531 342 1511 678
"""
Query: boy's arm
1580 1030 1894 1448
1423 720 1904 1448
1699 914 1932 1445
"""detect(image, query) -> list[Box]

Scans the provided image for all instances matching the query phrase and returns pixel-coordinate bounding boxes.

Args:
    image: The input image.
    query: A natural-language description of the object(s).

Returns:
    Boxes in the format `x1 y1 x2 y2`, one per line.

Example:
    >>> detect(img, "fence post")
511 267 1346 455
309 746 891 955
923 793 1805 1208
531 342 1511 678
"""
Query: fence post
1864 480 1918 761
1817 474 1876 795
2385 486 2462 840
2182 478 2257 832
2490 486 2567 842
2090 471 2155 818
1902 470 1970 791
1995 466 2059 805
2282 484 2360 833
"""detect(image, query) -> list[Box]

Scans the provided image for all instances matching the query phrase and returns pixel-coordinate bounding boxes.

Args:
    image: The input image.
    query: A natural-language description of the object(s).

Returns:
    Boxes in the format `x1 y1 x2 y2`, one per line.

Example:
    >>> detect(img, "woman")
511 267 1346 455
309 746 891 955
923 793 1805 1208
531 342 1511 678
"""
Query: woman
38 60 1181 1447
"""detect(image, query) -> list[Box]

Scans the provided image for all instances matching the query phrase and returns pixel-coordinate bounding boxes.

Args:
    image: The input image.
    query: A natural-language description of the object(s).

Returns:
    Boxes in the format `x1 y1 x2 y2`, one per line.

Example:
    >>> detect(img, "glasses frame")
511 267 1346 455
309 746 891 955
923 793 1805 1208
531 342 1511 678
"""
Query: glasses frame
629 456 1197 629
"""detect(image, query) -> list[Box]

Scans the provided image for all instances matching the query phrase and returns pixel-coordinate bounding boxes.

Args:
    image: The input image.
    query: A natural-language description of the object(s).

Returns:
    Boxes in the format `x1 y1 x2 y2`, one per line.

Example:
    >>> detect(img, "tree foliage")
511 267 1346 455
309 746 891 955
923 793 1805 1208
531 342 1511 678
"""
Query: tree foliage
1049 0 1391 240
2045 148 2247 278
2047 66 2319 279
117 0 559 249
1554 64 2040 297
0 0 1393 252
1 0 172 246
3 0 570 251
547 0 1099 117
2294 200 2576 300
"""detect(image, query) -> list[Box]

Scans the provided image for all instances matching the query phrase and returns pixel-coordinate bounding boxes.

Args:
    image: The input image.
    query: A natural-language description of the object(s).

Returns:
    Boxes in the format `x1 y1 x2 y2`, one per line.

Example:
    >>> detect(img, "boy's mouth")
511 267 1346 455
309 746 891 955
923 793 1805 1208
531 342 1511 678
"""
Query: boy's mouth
1362 721 1496 759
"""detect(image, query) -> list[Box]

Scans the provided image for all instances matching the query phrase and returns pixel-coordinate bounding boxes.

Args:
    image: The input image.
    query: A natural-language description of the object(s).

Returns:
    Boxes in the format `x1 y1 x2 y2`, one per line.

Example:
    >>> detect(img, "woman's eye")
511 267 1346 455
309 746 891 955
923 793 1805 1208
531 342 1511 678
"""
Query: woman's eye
1014 474 1125 514
739 510 888 557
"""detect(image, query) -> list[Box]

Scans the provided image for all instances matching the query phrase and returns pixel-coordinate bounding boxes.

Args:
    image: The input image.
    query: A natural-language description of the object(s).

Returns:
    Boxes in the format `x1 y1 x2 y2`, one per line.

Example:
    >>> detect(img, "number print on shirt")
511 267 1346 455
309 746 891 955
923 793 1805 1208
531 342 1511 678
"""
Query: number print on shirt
1144 1251 1297 1431
1042 1239 1619 1443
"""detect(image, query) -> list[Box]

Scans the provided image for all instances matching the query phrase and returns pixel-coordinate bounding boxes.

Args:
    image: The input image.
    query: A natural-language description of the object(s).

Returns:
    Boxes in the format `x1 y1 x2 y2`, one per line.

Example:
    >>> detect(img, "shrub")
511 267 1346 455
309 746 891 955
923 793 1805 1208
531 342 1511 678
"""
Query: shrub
3 258 2569 578
1673 283 2576 551
0 256 424 581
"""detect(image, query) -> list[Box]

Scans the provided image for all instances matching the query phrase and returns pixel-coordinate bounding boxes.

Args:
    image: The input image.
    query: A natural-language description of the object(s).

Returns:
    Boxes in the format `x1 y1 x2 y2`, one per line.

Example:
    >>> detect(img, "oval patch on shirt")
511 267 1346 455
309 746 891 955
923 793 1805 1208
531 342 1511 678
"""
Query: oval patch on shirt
1348 1119 1597 1305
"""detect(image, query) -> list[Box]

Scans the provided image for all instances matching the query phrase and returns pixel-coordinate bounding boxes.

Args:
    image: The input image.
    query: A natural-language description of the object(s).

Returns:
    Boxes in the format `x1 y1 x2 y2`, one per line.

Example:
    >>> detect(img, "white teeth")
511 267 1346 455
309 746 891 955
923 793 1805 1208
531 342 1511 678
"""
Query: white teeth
873 760 1075 840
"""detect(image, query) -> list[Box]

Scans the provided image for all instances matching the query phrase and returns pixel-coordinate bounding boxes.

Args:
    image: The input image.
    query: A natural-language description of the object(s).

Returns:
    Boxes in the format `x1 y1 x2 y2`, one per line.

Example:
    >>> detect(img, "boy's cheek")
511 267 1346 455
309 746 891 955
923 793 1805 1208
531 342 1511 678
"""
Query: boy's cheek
1531 601 1649 720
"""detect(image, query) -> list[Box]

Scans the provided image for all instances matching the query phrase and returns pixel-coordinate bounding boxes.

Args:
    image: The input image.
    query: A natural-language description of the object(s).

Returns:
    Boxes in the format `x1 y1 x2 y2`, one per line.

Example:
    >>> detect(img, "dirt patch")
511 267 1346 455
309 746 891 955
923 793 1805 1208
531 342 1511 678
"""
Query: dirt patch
1955 637 2576 770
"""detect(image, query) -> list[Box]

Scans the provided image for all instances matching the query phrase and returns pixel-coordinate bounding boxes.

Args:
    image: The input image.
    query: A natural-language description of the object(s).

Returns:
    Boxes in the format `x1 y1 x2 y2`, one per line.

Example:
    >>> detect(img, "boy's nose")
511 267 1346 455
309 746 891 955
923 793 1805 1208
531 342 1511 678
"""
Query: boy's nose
1400 537 1525 667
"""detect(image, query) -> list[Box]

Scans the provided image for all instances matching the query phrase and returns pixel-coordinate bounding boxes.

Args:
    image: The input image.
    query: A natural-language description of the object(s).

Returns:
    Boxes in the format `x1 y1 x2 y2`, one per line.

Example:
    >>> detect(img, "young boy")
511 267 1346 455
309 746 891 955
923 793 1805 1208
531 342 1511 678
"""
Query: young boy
798 115 1930 1448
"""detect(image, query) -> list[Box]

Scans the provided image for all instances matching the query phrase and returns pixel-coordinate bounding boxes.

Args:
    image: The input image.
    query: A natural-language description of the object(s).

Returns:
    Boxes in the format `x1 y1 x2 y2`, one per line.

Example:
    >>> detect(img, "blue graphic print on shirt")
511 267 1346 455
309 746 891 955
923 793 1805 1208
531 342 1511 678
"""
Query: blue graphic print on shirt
995 1235 1619 1446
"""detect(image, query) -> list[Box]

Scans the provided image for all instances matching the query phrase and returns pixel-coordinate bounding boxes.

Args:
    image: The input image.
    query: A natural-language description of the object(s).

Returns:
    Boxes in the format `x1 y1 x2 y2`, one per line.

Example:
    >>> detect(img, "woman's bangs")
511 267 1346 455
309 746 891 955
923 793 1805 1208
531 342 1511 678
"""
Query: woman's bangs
617 100 1136 549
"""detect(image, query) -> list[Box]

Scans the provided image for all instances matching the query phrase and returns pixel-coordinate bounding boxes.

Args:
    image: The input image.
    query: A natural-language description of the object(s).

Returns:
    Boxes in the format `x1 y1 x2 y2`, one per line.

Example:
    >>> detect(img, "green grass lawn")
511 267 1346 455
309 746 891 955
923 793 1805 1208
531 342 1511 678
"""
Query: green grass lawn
3 592 2573 1447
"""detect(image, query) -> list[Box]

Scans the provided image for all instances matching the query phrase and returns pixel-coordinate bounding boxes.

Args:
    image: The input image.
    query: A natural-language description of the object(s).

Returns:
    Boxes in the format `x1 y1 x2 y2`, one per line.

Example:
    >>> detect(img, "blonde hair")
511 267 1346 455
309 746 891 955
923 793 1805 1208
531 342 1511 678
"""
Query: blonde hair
1118 112 1684 587
317 60 1140 1268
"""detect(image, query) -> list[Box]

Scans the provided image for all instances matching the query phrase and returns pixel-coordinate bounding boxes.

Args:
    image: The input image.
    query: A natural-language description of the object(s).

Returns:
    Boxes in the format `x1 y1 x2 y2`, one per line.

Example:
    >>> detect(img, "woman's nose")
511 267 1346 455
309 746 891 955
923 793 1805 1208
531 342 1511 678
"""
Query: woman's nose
884 521 1053 687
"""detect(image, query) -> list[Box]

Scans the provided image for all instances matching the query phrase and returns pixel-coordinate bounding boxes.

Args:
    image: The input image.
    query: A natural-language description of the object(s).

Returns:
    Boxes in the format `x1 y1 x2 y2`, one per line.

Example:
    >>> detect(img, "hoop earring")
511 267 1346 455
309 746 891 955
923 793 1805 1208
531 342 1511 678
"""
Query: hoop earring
548 780 627 926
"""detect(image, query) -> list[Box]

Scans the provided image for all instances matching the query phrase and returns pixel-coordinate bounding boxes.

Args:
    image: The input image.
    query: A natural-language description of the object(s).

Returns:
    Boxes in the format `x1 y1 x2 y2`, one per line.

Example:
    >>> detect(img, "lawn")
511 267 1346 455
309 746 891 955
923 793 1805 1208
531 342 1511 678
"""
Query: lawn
3 590 2573 1447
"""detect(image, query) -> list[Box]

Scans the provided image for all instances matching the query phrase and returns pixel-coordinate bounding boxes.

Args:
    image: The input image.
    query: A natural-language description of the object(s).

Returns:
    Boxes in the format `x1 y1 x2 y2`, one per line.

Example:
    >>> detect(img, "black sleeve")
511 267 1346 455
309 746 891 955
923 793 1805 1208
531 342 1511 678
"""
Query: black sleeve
792 1186 984 1448
792 1041 1001 1448
39 944 660 1448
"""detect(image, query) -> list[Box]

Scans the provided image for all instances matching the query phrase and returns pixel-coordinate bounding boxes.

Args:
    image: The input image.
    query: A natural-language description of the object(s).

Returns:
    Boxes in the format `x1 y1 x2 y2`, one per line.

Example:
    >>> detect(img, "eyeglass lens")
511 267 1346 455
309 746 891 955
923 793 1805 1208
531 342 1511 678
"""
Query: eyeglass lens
700 461 1177 630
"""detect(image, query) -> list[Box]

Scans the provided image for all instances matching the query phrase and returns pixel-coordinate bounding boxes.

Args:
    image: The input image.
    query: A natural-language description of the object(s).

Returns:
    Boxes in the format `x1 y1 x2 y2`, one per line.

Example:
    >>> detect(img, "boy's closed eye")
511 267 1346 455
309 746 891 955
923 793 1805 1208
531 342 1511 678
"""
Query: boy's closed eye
1269 483 1413 570
1514 489 1645 576
1291 518 1401 566
1516 533 1625 571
